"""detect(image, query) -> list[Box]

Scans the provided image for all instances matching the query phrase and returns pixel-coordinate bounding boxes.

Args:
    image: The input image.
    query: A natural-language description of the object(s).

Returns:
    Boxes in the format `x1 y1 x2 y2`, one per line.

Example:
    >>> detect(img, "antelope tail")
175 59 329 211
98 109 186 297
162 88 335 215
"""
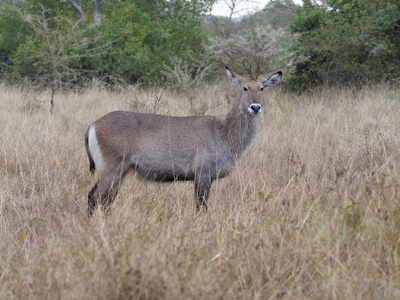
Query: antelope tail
85 128 96 173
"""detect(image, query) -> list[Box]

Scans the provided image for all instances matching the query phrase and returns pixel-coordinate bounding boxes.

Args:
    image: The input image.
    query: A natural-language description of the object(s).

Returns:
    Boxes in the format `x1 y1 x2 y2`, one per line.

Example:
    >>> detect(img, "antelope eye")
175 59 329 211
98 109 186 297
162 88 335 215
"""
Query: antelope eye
243 86 249 92
260 86 264 91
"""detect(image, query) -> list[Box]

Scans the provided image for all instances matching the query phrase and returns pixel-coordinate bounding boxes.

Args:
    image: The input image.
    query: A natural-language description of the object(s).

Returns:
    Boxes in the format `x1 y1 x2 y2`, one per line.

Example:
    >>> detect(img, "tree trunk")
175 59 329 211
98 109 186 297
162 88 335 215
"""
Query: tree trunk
50 85 55 115
93 0 103 26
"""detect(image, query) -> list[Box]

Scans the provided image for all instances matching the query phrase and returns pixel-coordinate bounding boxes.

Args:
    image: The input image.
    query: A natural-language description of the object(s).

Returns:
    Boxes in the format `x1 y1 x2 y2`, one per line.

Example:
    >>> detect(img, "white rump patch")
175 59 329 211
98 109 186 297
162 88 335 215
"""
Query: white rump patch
88 125 105 173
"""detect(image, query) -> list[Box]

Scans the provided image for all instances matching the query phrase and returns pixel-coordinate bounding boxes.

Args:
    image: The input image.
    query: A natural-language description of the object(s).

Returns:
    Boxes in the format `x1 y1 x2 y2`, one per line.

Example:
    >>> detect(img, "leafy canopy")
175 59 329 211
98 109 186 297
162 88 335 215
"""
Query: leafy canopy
0 0 212 86
288 0 400 91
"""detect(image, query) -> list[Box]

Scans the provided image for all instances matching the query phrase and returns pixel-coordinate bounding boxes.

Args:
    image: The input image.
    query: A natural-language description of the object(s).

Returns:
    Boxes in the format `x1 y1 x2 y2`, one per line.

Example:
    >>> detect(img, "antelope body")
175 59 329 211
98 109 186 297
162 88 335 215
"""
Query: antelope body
85 67 282 216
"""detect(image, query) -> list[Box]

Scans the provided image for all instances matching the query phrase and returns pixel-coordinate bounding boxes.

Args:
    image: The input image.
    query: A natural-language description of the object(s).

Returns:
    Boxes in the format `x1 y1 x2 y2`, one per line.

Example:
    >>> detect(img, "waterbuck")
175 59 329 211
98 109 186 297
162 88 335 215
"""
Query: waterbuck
85 67 282 216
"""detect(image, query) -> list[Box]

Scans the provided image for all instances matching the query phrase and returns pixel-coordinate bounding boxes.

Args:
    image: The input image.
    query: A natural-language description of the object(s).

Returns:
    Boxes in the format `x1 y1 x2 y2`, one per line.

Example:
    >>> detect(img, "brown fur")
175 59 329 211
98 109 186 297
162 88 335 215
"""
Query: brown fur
85 67 282 216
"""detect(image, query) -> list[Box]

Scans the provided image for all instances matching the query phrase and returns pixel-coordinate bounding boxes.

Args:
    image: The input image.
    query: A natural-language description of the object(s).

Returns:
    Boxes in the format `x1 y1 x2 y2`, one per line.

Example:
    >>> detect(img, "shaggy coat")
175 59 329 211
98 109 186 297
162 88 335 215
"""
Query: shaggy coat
85 67 282 216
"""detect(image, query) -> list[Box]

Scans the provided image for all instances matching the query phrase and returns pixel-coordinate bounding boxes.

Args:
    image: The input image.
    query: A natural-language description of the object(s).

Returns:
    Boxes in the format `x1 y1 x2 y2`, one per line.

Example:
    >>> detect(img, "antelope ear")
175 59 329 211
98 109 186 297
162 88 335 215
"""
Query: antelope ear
226 66 241 87
263 71 282 87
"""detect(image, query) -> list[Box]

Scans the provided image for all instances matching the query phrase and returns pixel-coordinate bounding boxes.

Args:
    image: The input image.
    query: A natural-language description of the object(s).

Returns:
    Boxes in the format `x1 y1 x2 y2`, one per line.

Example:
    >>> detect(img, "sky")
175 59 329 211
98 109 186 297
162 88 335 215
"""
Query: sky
211 0 303 17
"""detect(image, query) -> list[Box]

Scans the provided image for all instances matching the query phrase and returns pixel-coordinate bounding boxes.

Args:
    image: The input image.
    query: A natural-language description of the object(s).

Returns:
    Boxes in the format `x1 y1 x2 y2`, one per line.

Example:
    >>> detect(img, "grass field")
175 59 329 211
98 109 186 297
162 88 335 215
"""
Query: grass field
1 82 400 299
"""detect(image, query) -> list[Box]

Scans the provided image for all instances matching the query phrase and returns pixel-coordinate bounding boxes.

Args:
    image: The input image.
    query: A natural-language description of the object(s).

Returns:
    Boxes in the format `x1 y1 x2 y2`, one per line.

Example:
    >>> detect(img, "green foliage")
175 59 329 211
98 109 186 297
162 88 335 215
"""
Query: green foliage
287 0 400 91
8 10 108 113
0 4 29 52
0 0 211 86
84 0 209 84
205 0 298 38
83 1 151 83
241 0 298 31
9 12 93 83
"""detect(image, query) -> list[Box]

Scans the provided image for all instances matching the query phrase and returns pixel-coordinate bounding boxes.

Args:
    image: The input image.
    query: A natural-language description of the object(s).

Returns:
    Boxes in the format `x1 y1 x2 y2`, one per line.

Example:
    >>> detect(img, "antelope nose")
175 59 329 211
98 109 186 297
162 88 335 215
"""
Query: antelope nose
250 103 262 114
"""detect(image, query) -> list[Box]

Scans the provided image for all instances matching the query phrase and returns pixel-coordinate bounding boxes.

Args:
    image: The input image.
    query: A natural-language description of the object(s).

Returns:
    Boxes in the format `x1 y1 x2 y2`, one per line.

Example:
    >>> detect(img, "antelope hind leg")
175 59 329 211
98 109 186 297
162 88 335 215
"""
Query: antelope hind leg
87 161 131 217
194 174 212 211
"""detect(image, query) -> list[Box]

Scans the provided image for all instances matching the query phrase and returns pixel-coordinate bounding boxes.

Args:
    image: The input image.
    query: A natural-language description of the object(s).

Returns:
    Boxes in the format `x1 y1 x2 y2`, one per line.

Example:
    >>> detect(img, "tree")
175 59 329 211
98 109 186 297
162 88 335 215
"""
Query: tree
240 0 297 31
0 0 212 87
209 0 253 38
14 8 110 113
93 0 102 26
288 0 400 91
87 0 211 84
206 25 289 79
67 0 87 28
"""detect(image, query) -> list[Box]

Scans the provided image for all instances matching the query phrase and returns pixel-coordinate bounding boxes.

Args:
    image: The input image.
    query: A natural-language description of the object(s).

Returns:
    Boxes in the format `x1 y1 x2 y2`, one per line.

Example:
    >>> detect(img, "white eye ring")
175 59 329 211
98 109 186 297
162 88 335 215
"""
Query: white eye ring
243 86 249 92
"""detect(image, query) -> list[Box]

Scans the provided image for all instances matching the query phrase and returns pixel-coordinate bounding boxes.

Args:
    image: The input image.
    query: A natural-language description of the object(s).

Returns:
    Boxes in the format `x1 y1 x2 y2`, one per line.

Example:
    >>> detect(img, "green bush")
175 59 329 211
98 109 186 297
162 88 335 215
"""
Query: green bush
0 0 211 87
287 0 400 91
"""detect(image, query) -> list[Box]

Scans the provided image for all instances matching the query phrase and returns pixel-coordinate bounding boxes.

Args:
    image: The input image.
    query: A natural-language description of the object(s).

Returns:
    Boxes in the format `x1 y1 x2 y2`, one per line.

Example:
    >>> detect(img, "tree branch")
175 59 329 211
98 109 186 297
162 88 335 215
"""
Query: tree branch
67 0 87 29
270 0 295 11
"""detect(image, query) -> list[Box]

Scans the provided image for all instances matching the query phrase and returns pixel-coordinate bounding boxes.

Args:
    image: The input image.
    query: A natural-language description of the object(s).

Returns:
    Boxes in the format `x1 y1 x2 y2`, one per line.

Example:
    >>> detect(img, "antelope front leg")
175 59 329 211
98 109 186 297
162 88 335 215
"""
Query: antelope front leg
194 174 212 211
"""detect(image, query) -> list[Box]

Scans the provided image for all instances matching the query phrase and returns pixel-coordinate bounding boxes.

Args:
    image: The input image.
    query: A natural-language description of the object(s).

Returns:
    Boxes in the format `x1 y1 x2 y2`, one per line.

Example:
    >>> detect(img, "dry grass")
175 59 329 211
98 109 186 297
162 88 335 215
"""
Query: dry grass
1 82 400 299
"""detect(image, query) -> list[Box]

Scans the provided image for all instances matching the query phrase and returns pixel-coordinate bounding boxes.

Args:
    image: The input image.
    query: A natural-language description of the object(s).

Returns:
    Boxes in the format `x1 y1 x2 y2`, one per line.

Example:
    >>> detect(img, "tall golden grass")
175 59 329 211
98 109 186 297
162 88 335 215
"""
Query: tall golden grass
1 82 400 299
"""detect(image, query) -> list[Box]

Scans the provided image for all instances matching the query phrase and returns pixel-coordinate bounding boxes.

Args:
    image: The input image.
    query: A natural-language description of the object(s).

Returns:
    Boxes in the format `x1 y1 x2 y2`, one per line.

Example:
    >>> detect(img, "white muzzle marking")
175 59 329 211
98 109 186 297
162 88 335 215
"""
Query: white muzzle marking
248 103 262 115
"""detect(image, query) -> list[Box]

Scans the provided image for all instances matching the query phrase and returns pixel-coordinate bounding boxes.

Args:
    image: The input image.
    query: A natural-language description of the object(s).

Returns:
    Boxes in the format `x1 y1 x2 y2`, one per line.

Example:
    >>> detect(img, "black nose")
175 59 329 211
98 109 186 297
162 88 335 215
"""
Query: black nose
250 103 261 114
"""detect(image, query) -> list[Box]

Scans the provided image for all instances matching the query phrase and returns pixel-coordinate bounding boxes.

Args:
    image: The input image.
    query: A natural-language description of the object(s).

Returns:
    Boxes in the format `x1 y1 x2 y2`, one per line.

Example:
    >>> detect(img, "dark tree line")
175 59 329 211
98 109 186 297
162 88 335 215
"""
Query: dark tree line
0 0 212 87
1 0 400 93
288 0 400 91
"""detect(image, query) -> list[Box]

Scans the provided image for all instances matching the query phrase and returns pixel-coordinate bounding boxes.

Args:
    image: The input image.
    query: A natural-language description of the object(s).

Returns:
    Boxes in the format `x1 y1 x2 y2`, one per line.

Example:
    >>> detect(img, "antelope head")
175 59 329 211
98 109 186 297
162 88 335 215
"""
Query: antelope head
225 66 282 116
